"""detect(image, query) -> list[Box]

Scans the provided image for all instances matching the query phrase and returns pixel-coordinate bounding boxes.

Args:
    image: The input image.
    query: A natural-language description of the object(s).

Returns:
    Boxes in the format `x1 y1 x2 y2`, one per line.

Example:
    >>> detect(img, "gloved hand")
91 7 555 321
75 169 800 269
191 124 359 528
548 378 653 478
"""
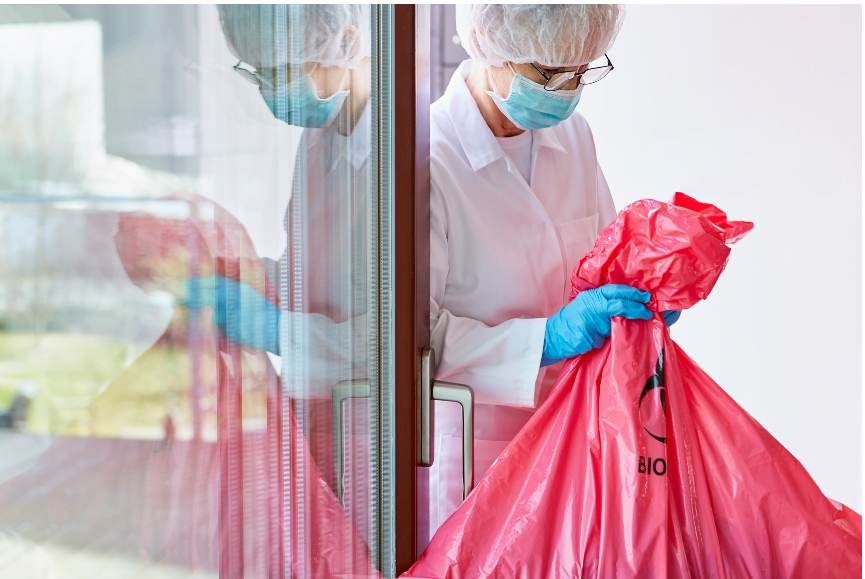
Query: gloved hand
181 275 280 354
541 284 653 366
662 310 682 327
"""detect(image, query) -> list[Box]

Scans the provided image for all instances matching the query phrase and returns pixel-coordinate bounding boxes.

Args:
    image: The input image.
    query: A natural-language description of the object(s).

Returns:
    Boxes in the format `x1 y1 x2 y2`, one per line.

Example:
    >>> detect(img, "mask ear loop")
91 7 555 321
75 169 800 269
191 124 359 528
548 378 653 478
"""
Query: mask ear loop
330 66 351 122
337 67 349 93
486 63 515 99
307 62 350 100
486 66 499 97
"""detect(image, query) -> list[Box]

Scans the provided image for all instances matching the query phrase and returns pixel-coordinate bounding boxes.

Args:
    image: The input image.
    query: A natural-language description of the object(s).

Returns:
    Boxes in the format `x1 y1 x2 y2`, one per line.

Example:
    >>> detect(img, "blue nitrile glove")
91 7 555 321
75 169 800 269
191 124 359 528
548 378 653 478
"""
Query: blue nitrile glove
181 275 280 354
662 310 682 327
541 284 653 367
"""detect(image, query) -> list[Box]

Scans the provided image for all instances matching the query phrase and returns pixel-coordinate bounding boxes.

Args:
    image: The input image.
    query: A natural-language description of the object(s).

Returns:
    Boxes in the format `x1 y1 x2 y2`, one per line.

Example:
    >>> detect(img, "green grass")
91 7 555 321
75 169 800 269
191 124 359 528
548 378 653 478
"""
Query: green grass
0 329 270 438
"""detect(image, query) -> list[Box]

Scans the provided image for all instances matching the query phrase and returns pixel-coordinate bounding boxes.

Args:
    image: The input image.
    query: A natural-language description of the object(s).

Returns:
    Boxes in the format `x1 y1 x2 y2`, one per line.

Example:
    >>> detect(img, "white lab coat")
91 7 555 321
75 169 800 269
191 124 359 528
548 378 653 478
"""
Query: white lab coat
426 60 617 538
278 104 372 399
277 105 374 548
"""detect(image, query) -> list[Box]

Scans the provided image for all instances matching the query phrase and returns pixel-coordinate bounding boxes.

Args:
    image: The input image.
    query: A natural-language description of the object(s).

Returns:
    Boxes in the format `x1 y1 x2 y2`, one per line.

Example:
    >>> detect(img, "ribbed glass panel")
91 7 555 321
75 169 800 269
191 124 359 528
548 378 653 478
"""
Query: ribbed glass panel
370 4 396 576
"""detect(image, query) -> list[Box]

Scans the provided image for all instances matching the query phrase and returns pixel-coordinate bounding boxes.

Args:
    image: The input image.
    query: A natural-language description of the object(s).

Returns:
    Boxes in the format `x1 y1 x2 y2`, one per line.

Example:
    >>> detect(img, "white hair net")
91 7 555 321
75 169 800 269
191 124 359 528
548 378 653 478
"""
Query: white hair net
217 4 370 69
456 4 625 68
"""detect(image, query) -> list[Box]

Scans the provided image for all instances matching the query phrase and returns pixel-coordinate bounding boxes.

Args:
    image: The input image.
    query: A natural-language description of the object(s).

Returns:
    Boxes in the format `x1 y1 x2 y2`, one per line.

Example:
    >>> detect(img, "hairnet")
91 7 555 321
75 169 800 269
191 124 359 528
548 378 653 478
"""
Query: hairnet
456 4 625 68
217 4 370 69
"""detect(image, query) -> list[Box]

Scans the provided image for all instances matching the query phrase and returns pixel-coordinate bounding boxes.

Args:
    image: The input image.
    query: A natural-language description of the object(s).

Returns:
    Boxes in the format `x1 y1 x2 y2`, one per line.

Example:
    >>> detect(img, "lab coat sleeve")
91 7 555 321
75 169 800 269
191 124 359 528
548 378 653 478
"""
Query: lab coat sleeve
278 310 369 399
597 161 617 230
429 180 546 409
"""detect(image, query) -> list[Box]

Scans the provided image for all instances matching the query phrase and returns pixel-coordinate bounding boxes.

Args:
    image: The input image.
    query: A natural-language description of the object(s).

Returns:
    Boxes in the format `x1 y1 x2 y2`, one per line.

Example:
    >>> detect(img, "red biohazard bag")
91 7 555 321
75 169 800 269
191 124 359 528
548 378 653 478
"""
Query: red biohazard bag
405 193 861 578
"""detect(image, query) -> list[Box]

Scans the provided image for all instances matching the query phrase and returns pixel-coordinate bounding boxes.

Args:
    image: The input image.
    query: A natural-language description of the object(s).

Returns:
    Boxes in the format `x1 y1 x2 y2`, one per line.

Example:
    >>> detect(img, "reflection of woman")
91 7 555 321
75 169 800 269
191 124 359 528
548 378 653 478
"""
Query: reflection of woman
184 3 378 558
186 5 374 400
76 194 280 572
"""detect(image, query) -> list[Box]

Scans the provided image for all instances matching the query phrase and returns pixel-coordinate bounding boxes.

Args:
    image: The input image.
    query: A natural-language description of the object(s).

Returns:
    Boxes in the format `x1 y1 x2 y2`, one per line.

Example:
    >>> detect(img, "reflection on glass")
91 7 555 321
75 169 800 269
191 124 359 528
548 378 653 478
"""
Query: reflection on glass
0 5 385 578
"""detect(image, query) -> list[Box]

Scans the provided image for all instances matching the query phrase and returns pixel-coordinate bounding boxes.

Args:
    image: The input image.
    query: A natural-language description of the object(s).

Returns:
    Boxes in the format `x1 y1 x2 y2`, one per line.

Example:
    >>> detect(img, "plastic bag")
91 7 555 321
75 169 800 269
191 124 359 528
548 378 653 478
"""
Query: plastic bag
406 193 861 578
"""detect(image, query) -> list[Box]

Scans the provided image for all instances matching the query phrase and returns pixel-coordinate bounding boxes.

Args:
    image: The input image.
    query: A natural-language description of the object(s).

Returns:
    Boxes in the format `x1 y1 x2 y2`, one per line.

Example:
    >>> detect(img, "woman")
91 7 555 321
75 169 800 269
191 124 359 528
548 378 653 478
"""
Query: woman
426 4 680 535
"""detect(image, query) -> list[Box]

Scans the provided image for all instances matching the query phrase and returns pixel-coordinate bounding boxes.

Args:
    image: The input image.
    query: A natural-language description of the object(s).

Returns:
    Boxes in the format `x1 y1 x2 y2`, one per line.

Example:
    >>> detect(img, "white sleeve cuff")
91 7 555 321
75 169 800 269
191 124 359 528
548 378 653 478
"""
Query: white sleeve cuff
523 317 547 408
430 312 550 409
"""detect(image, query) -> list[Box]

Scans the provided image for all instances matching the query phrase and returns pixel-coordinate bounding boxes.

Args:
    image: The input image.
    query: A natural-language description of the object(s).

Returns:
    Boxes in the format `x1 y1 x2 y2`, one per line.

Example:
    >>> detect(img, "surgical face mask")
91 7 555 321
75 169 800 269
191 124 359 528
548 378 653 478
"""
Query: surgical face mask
486 63 582 130
259 65 349 128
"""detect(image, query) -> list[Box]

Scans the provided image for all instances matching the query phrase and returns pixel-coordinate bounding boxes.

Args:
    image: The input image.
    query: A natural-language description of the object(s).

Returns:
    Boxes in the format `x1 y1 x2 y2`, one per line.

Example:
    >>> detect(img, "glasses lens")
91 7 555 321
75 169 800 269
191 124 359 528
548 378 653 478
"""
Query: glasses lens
546 71 577 91
580 66 612 85
234 66 261 86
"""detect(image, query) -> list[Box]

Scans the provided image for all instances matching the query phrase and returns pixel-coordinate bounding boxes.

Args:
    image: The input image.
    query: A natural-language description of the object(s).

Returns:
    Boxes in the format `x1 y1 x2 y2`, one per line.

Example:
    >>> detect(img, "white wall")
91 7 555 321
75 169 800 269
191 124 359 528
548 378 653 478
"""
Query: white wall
578 4 861 510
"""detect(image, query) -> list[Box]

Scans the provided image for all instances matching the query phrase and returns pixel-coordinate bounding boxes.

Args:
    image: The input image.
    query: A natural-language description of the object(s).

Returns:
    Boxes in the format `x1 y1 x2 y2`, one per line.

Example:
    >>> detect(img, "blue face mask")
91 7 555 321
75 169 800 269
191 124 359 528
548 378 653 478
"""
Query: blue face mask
260 66 349 128
486 63 582 130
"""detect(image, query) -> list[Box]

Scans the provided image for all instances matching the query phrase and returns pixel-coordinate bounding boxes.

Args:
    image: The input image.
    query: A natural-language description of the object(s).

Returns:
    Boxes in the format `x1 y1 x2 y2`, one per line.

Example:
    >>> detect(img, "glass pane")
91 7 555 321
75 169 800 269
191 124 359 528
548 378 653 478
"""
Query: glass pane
0 4 390 578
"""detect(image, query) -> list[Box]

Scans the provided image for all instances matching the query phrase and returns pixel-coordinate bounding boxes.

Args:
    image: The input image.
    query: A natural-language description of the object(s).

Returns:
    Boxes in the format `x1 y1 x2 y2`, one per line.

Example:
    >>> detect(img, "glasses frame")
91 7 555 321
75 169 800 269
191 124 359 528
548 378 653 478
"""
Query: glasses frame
529 54 614 91
233 60 276 91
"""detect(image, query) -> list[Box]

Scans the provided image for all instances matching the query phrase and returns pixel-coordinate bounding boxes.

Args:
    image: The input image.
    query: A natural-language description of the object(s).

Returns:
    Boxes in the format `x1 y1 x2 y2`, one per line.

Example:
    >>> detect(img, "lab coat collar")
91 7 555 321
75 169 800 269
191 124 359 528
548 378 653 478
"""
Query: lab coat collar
531 121 567 157
444 60 567 172
444 61 503 172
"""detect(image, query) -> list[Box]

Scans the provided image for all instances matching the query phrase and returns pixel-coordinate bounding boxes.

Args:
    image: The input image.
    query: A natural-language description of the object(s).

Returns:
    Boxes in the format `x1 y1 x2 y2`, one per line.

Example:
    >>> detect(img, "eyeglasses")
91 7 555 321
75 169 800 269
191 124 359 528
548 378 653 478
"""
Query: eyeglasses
233 61 275 91
529 54 614 91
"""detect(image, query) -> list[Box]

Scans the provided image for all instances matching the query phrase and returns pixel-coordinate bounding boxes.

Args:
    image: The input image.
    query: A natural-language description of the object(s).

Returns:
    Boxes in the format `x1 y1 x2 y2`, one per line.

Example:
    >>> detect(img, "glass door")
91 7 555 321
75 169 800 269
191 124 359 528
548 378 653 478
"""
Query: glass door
0 4 401 578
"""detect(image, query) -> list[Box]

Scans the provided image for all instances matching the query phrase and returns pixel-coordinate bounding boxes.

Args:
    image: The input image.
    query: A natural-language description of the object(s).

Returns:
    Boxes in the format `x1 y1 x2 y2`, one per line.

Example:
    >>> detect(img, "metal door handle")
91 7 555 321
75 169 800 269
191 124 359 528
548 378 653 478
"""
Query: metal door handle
332 379 370 506
332 347 475 507
419 347 474 501
431 380 474 501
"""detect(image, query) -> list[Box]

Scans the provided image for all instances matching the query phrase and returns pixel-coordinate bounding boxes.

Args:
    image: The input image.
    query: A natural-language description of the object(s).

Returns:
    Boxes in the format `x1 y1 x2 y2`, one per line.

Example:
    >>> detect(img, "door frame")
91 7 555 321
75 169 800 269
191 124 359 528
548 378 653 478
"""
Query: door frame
393 3 430 574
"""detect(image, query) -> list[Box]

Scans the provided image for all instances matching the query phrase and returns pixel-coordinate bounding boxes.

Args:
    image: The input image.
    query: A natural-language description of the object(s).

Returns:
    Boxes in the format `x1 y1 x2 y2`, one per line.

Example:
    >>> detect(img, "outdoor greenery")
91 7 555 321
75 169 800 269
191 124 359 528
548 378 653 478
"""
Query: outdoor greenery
0 327 271 438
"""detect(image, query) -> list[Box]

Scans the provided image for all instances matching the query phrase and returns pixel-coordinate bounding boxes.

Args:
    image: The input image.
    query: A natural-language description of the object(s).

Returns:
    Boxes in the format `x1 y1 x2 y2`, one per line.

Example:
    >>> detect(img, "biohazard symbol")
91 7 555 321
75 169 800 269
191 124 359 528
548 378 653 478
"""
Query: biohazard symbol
638 350 666 444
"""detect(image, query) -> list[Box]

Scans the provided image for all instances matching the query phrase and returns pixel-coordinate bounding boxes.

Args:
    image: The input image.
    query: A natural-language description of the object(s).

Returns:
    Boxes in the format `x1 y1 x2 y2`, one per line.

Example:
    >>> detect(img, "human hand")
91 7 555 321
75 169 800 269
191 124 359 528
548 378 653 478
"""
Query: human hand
542 284 652 366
